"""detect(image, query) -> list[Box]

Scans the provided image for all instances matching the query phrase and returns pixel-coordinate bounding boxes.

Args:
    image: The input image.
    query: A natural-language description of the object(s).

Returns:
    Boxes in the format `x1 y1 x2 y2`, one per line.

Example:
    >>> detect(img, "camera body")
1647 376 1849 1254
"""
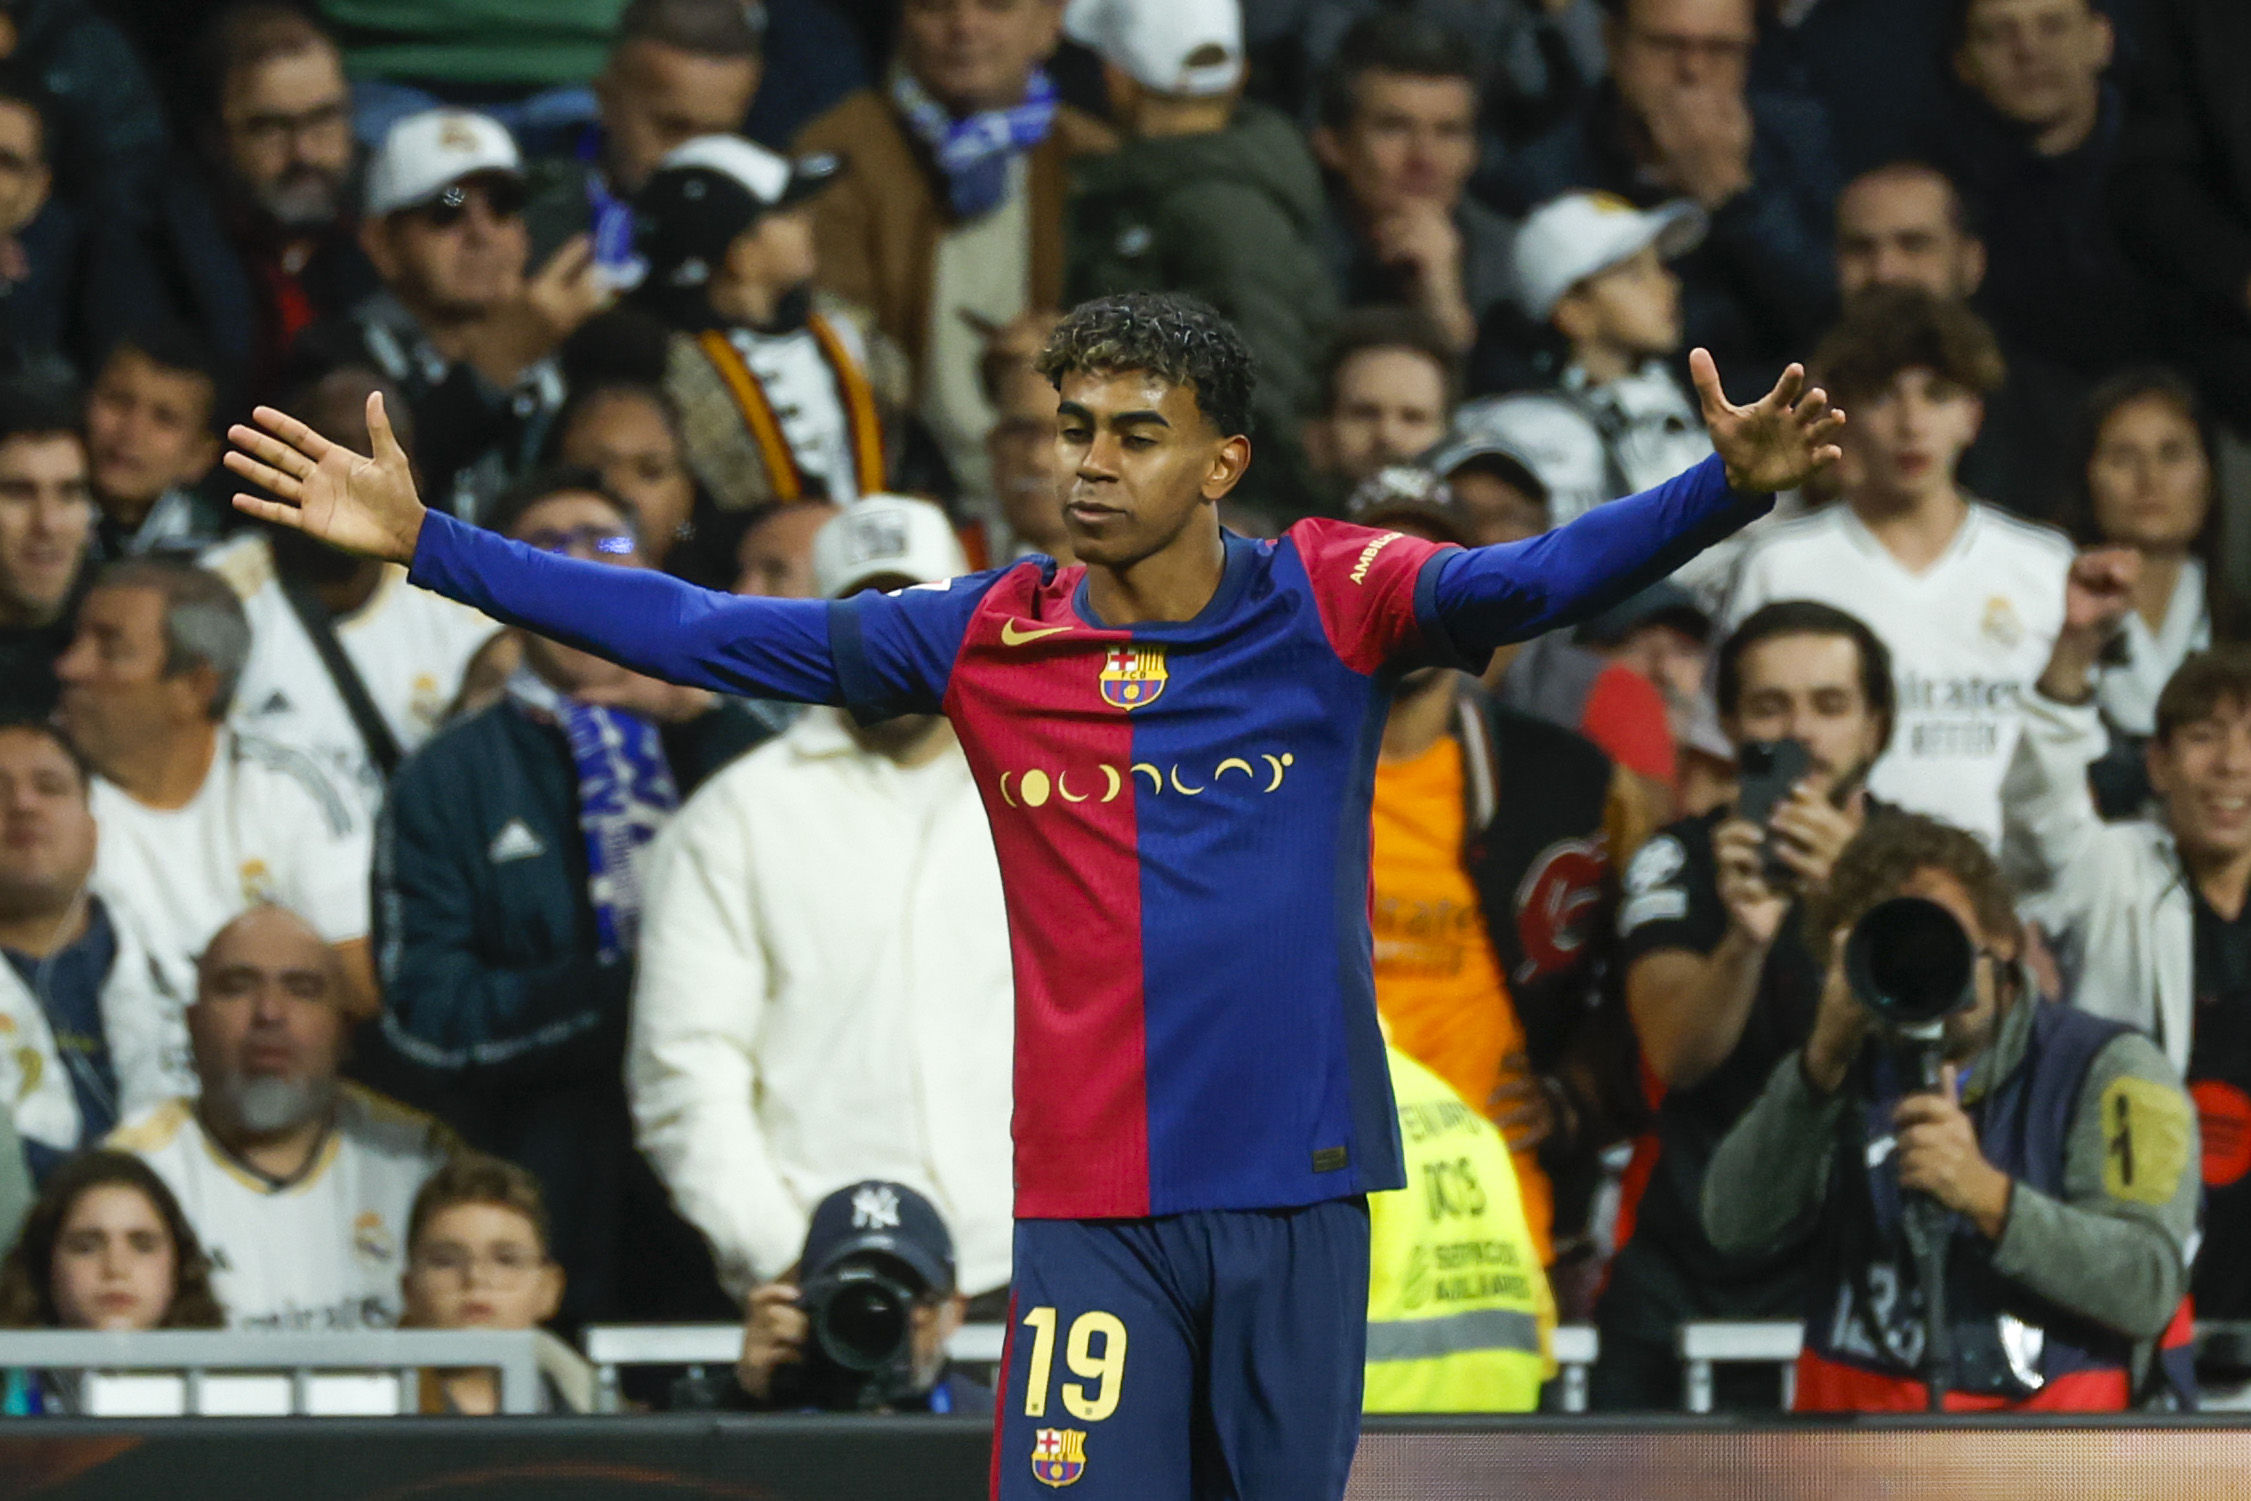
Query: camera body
778 1250 931 1411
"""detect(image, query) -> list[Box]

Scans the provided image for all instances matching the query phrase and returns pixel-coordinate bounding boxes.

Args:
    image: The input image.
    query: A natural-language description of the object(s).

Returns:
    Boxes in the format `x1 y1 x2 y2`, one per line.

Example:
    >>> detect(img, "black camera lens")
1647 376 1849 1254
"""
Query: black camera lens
1846 895 1976 1027
815 1270 912 1372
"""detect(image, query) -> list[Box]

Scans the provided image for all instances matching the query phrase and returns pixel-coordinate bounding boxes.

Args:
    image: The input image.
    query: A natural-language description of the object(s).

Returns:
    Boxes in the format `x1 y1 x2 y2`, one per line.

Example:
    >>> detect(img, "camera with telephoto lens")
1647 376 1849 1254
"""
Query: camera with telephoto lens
1845 895 1977 1091
783 1250 928 1410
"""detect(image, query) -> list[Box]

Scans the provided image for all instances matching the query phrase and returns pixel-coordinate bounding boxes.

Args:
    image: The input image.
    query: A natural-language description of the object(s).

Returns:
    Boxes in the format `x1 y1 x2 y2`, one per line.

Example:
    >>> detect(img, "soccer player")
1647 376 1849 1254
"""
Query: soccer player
226 293 1840 1499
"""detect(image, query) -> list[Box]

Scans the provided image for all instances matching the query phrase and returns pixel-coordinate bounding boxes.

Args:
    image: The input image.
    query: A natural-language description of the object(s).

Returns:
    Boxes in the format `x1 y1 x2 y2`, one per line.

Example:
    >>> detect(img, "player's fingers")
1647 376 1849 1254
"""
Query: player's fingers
1764 362 1806 413
222 448 303 500
250 405 336 464
367 391 409 467
231 493 304 527
1793 386 1832 426
1687 347 1730 417
227 422 317 481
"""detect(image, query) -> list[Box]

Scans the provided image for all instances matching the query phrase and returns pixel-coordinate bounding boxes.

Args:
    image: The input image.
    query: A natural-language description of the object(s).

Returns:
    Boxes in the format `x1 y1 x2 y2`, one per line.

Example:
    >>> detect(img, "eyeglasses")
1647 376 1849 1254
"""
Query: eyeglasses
519 525 638 560
414 176 528 229
233 99 351 150
410 1243 545 1285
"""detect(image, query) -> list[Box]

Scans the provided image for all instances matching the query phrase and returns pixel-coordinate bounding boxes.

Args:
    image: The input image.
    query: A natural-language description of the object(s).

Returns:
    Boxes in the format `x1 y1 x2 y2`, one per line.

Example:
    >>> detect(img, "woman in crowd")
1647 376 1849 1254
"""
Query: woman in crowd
2072 368 2219 817
0 1151 224 1414
399 1153 566 1415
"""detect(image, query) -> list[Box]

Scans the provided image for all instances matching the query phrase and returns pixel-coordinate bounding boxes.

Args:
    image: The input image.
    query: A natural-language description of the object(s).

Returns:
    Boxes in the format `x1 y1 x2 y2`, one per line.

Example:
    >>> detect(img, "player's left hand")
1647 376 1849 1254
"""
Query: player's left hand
1693 350 1846 496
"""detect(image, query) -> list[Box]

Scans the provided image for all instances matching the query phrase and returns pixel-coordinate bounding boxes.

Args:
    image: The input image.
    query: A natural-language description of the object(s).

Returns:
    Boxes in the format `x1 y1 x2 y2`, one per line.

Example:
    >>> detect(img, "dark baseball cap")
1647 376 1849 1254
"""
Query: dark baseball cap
1574 579 1712 647
634 134 840 284
1421 434 1550 509
801 1181 955 1294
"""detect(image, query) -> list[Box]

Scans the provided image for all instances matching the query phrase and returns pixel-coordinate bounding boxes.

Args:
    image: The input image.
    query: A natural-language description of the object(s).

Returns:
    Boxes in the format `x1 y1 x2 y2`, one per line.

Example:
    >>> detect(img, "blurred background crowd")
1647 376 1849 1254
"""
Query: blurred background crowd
0 0 2245 1420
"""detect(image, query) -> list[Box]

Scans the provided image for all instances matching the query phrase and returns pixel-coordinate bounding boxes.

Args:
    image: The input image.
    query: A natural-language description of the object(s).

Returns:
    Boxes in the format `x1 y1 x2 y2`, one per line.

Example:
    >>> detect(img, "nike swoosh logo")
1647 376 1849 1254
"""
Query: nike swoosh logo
1000 620 1071 646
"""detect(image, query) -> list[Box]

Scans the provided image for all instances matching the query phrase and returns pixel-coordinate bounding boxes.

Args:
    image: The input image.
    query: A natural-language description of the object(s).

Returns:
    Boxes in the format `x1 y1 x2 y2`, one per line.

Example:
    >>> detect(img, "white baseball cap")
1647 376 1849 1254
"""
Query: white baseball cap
1067 0 1244 98
1512 191 1706 322
364 109 521 218
813 495 971 599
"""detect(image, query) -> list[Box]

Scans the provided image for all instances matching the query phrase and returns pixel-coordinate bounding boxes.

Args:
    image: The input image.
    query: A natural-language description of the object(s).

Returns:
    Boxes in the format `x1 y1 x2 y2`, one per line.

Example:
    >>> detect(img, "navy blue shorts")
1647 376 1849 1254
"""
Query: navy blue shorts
990 1199 1370 1501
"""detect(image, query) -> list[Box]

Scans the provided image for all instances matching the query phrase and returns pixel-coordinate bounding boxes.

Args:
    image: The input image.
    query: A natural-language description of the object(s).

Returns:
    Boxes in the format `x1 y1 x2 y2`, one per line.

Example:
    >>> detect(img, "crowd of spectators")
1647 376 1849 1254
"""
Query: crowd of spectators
0 0 2244 1421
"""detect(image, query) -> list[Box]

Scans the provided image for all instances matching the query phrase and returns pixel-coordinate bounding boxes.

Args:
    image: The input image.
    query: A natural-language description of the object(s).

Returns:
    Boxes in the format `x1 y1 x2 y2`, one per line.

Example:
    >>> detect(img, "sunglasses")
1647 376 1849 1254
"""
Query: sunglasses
416 175 528 229
521 525 637 560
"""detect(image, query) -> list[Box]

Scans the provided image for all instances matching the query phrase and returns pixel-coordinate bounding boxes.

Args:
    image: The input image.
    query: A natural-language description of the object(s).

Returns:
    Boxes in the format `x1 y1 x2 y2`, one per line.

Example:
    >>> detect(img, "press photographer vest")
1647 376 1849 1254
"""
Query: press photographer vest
1797 1000 2189 1411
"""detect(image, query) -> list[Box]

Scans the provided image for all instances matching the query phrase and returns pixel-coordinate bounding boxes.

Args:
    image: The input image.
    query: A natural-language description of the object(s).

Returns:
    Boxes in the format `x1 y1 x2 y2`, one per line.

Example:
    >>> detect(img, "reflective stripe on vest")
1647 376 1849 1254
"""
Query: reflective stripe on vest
1367 1308 1543 1363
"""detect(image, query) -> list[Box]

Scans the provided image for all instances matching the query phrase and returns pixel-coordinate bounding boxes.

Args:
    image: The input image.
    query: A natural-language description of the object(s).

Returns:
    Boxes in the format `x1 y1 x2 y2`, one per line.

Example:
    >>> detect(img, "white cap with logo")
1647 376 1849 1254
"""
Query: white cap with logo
812 495 971 600
1066 0 1244 98
364 109 522 218
1512 191 1706 322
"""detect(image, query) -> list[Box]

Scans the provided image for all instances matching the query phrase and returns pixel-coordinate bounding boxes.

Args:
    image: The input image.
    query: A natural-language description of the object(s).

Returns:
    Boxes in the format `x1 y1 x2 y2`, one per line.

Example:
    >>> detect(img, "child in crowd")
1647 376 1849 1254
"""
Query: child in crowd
0 1152 225 1414
399 1153 566 1416
1456 192 1714 537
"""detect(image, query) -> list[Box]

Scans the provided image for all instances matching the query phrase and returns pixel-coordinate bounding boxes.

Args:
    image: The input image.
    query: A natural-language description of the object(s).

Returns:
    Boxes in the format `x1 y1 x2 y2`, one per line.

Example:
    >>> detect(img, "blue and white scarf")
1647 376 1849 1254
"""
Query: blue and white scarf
507 671 680 965
892 66 1058 220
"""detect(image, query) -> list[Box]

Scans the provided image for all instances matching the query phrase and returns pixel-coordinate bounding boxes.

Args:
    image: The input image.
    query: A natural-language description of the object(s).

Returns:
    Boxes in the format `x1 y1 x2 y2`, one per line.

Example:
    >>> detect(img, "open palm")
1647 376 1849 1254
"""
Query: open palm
224 394 429 565
1691 349 1846 495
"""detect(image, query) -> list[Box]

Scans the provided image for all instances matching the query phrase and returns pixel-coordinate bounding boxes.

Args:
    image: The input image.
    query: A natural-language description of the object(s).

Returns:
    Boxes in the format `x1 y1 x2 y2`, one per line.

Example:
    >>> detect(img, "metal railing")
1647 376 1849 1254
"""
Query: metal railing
0 1329 592 1416
1676 1320 1803 1413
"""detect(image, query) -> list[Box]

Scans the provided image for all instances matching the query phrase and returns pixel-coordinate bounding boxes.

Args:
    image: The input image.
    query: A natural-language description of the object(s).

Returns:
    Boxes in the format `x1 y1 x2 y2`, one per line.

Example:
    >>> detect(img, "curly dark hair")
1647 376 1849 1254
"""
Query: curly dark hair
1814 284 2006 407
0 1151 226 1329
1802 810 2017 955
1035 293 1258 439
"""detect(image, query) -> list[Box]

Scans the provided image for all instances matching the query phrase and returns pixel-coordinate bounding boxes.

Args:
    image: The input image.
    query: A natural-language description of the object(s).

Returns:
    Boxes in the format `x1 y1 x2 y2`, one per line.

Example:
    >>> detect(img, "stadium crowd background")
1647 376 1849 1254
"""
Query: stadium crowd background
0 0 2243 1421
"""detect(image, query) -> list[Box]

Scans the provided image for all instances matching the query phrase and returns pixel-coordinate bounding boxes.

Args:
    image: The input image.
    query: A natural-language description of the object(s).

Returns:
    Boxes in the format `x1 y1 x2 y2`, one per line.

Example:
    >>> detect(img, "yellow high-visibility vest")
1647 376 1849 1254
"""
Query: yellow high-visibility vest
1364 1046 1555 1413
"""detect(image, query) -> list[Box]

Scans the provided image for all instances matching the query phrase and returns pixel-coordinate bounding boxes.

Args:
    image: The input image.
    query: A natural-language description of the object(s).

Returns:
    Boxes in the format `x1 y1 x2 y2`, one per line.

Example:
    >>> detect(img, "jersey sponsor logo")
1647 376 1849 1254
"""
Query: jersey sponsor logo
1350 531 1404 584
1098 647 1167 710
2192 1079 2251 1186
1001 619 1071 646
996 751 1296 807
1031 1428 1087 1487
1513 837 1607 981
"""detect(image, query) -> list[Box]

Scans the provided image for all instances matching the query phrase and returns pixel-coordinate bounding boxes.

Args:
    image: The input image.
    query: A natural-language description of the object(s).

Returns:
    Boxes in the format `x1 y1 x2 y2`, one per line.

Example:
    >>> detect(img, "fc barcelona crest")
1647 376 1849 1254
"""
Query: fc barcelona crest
1031 1428 1088 1488
1099 646 1167 711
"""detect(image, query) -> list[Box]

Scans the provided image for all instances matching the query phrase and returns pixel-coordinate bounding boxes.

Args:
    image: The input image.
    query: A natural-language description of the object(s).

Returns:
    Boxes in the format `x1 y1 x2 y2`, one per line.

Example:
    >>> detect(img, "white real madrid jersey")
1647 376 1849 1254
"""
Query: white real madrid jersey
89 729 372 1002
206 534 498 814
1723 501 2074 843
108 1087 450 1331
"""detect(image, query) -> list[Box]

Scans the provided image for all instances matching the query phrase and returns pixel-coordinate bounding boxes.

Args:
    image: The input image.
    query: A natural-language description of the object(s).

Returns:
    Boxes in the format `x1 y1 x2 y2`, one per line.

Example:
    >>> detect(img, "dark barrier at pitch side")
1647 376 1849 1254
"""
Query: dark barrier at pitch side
5 1415 2251 1500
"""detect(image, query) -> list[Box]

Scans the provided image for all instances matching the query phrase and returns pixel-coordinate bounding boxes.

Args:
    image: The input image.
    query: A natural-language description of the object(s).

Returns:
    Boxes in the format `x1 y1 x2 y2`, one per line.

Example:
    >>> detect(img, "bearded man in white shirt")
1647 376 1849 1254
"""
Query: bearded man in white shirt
52 557 377 1015
110 905 450 1331
1724 285 2074 843
629 495 1015 1308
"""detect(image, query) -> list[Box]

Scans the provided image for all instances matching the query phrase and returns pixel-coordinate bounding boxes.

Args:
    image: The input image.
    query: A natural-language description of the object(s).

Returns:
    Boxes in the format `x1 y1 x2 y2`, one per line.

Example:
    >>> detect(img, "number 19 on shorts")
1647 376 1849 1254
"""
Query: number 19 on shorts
1020 1307 1128 1421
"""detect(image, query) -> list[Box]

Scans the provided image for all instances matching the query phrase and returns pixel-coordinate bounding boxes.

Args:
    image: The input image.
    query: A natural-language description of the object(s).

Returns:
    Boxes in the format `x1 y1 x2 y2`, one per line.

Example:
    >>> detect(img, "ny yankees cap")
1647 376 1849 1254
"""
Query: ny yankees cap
812 495 970 599
364 109 522 218
1512 190 1705 322
802 1180 956 1293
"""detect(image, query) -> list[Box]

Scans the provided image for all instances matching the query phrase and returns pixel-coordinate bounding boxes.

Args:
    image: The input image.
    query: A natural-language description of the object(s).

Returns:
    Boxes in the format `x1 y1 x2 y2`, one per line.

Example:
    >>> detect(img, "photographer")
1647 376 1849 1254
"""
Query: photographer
1593 601 1891 1410
1702 813 2198 1411
735 1180 990 1416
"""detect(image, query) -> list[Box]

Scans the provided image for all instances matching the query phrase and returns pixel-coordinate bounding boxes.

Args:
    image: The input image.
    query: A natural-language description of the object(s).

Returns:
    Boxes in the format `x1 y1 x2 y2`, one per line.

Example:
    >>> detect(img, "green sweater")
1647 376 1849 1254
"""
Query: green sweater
319 0 626 86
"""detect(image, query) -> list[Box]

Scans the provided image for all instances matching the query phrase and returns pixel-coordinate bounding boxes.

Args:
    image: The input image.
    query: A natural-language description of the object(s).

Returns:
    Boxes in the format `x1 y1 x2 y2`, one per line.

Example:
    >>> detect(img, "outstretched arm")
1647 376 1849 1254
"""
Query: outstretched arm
1428 352 1843 650
226 397 845 703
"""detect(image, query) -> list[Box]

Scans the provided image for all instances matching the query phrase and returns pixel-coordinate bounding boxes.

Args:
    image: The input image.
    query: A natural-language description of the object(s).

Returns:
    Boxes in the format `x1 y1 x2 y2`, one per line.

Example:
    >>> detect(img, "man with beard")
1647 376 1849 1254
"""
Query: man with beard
109 904 452 1331
207 368 497 814
291 110 606 525
168 6 377 405
633 135 904 513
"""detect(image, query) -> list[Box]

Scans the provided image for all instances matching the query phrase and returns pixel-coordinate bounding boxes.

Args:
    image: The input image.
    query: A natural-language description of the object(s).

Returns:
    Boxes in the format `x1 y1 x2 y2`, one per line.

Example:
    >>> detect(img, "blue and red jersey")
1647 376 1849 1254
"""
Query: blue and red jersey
407 453 1764 1220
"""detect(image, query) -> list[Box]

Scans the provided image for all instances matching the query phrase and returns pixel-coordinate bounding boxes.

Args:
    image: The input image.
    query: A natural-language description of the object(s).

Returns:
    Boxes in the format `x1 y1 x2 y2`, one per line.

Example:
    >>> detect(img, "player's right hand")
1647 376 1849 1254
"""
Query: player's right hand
224 392 428 565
